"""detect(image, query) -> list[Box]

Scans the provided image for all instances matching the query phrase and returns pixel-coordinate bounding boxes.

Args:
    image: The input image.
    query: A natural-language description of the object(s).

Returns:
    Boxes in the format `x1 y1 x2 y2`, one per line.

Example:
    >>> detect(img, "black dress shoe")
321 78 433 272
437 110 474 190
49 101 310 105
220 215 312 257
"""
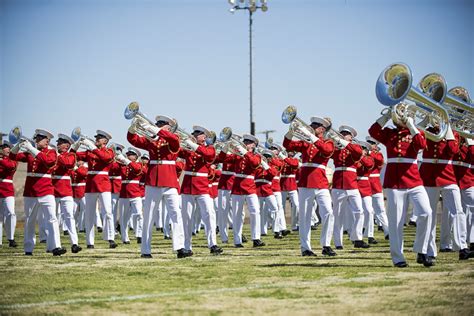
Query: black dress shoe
87 244 95 249
177 248 192 258
368 237 378 244
292 227 299 232
108 240 118 249
234 244 244 248
221 240 228 244
322 246 337 256
354 240 370 248
440 248 453 253
335 246 343 250
79 230 86 233
253 239 266 247
385 235 390 240
459 248 474 260
274 232 283 239
52 247 67 256
141 254 153 258
408 221 417 227
97 227 103 233
210 245 223 255
281 229 291 236
417 253 434 267
123 241 130 244
394 261 408 268
63 230 69 236
192 232 196 236
137 237 142 244
261 233 268 236
242 235 248 243
71 244 82 253
470 243 474 251
164 236 171 240
25 252 33 256
302 250 316 257
216 226 220 234
229 226 233 230
116 224 121 233
343 230 348 235
311 225 318 231
378 226 383 232
8 240 17 248
40 240 47 244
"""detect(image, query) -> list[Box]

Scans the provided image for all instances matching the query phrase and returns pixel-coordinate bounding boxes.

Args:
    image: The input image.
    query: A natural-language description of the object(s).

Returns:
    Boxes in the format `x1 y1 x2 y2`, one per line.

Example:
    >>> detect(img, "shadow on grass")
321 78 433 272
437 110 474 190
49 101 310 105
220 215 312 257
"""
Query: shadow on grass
258 262 391 268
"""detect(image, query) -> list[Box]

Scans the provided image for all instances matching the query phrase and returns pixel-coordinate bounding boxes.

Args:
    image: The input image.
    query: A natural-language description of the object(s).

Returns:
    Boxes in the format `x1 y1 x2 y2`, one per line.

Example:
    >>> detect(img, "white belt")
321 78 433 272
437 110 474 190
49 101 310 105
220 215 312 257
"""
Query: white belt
273 176 280 180
301 163 326 170
27 173 51 178
453 161 472 168
212 182 218 186
72 183 86 187
255 179 272 185
422 158 453 165
369 174 380 178
109 176 122 180
280 175 296 178
357 176 369 180
387 158 417 164
139 182 145 186
88 171 109 175
235 174 254 179
122 180 140 184
0 179 13 183
221 171 235 176
52 175 71 180
149 160 176 165
183 171 208 177
334 167 357 172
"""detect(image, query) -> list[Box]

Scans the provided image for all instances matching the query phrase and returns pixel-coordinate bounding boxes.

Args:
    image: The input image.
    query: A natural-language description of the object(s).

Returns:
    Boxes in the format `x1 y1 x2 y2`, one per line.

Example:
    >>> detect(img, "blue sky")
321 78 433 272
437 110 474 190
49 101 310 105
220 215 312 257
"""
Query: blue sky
1 0 473 148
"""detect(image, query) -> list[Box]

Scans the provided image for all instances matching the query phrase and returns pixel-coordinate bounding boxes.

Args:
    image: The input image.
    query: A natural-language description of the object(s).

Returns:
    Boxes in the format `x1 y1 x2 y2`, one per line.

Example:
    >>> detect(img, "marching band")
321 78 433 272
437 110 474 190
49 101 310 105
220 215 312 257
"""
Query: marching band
0 63 473 268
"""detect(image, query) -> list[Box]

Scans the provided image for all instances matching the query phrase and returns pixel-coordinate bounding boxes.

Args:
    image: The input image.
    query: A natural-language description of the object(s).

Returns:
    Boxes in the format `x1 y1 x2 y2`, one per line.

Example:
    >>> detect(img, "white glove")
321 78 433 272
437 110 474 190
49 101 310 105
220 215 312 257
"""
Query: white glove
336 138 350 148
405 117 419 136
278 152 286 159
82 138 97 151
236 144 248 156
10 142 22 154
23 141 40 157
71 141 82 152
115 153 131 165
445 125 455 141
260 160 270 170
307 133 319 143
184 139 199 151
139 118 161 136
376 112 391 127
466 138 474 146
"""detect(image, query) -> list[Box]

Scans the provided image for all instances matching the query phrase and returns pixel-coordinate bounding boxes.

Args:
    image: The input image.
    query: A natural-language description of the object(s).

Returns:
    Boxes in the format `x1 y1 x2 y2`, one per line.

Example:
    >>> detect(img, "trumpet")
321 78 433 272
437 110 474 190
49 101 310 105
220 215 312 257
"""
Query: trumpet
124 102 160 141
9 126 34 146
218 127 247 157
375 63 450 142
175 126 198 150
281 105 315 143
442 87 474 139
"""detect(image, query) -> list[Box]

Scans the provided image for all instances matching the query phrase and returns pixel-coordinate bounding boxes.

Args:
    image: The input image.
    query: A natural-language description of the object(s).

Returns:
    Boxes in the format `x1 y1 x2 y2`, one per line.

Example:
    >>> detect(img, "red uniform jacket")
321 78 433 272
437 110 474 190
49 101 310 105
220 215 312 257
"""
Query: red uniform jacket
119 161 144 199
369 123 426 189
179 145 216 195
269 157 284 193
109 162 122 194
419 129 459 187
283 137 334 189
219 151 261 195
10 149 57 197
139 163 148 197
72 165 88 199
369 151 384 194
332 143 363 190
75 147 115 193
208 168 221 199
356 155 375 197
0 156 17 198
280 157 299 192
52 151 76 197
255 166 277 197
215 152 235 191
127 130 180 189
454 143 474 190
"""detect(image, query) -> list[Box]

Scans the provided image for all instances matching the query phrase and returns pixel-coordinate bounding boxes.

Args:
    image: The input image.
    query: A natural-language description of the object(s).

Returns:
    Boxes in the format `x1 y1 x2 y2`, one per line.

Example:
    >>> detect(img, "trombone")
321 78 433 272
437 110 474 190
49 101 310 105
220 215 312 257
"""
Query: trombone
281 105 315 143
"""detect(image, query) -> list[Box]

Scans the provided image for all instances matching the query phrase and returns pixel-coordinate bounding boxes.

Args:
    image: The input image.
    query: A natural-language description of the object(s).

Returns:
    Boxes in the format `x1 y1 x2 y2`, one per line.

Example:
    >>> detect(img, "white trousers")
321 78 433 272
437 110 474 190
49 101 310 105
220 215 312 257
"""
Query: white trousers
298 187 334 251
461 187 474 244
386 186 432 264
217 189 232 242
142 186 184 254
24 195 61 252
259 195 278 235
182 194 217 250
231 194 261 244
120 197 143 242
56 196 79 245
73 197 86 231
281 190 299 230
371 193 389 236
111 193 120 227
426 185 468 255
362 196 375 238
273 191 287 232
0 196 16 243
332 189 365 246
192 203 202 233
85 192 114 245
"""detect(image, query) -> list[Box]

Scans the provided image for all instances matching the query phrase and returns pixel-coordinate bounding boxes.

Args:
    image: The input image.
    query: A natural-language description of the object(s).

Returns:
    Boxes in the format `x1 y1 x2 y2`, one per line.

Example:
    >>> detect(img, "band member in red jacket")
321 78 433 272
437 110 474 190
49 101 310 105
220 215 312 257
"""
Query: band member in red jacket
366 136 389 239
215 144 235 243
208 164 221 229
420 125 473 260
72 160 88 233
73 130 117 249
127 114 186 258
255 150 278 237
52 134 81 253
0 140 18 247
280 151 300 231
283 116 337 257
178 126 222 255
108 144 124 234
10 129 66 256
369 110 434 267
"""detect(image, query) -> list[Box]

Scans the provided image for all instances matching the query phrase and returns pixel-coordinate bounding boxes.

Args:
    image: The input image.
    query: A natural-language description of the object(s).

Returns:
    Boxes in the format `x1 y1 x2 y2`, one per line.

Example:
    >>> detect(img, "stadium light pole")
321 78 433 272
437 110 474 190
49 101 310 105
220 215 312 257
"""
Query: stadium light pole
227 0 268 136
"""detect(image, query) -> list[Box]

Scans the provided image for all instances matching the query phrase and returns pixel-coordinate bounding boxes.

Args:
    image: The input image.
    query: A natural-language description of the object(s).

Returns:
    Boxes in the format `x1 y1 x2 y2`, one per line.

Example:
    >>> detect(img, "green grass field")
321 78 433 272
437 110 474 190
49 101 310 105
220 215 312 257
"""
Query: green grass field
1 224 473 315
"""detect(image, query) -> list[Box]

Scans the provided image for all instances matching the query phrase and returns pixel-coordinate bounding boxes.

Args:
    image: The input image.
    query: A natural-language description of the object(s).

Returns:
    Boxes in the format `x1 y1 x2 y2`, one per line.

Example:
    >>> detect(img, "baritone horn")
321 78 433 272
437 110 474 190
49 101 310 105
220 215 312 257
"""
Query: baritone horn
375 63 449 142
124 102 160 141
71 127 95 144
281 105 315 143
442 87 474 139
8 126 34 145
218 127 247 157
174 126 198 150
